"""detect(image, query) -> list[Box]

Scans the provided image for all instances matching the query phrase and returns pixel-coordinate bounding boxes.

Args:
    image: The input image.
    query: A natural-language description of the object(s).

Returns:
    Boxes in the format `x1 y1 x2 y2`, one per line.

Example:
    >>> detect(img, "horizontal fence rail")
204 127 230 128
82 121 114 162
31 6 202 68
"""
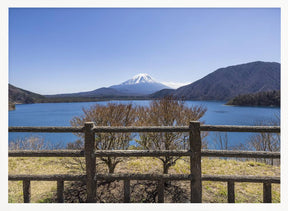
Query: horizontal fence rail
9 126 84 133
201 150 280 159
9 125 280 133
201 125 280 133
92 126 190 133
9 149 280 159
9 174 280 183
8 122 280 203
9 174 86 181
202 175 280 183
9 150 85 157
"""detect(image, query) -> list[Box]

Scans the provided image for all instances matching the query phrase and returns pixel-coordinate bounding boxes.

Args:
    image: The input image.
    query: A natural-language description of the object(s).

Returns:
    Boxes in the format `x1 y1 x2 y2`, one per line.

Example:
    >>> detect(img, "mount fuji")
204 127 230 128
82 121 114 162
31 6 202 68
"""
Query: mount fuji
46 73 171 98
109 73 170 95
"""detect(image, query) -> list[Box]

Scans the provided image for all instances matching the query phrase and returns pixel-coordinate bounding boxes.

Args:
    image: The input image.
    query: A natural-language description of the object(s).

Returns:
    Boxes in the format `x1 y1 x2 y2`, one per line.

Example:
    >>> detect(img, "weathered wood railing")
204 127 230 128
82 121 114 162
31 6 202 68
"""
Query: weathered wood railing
8 122 280 203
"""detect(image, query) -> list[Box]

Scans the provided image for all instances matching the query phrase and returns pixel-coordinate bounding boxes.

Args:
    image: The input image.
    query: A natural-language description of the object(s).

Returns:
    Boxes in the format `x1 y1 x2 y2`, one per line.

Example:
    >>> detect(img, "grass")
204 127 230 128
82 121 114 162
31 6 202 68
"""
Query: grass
172 158 280 203
8 156 280 203
8 157 79 203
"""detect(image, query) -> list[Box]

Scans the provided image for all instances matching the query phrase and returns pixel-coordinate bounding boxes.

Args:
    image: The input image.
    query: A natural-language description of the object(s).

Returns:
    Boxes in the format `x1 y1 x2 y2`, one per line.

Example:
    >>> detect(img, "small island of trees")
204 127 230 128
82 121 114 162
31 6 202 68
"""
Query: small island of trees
226 90 280 107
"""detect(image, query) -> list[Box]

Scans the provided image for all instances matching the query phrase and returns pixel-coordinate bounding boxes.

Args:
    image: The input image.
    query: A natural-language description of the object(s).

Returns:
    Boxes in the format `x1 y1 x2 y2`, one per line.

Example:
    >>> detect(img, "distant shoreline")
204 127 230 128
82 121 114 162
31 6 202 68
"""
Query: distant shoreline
225 103 280 108
9 103 16 111
9 98 280 110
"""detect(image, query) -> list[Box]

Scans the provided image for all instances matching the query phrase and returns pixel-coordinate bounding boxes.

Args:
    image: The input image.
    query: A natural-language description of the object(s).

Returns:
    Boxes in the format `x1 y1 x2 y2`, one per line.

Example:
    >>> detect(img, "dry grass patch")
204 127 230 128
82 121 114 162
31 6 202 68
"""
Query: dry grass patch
171 157 280 203
8 156 280 203
117 157 162 174
8 157 77 203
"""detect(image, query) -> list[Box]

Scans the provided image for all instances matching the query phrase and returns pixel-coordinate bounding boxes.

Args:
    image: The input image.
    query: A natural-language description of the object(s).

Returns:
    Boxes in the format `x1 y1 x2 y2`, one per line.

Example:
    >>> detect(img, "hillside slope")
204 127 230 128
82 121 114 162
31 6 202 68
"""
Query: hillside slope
9 84 45 104
46 87 127 98
149 89 175 99
173 61 280 101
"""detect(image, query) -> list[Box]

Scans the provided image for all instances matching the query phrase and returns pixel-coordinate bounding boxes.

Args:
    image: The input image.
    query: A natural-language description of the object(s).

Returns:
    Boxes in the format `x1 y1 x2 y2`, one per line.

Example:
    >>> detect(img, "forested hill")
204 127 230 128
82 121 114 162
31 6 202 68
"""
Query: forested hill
226 90 280 107
9 84 46 105
172 61 280 101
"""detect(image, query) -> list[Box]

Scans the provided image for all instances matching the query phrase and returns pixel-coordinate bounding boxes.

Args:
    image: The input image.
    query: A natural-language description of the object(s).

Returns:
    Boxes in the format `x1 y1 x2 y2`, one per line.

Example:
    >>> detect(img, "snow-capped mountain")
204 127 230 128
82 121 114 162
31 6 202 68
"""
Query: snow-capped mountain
110 73 171 95
47 73 172 98
121 73 155 85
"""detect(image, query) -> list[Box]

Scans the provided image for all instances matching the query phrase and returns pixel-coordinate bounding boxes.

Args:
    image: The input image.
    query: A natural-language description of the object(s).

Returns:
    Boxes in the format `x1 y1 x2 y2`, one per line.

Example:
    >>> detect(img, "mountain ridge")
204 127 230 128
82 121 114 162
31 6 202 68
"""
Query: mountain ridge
172 61 280 101
9 84 46 104
9 84 46 109
47 73 171 98
9 61 280 104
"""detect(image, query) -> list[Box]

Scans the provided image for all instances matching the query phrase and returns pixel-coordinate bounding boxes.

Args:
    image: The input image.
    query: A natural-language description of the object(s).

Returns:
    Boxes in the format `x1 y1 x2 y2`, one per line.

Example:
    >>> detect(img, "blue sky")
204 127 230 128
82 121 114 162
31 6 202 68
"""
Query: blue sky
9 8 280 94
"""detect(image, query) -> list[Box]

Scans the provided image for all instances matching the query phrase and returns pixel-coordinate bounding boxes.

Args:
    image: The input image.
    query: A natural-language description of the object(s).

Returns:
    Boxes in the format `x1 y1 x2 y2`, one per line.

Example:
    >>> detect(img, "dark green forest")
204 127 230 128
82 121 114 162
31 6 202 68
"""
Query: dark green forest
226 90 280 107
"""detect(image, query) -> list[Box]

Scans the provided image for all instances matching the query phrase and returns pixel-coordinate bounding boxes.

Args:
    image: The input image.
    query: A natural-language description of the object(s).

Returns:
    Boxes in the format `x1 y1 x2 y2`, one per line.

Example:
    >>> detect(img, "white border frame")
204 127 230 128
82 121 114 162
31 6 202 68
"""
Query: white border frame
1 1 287 211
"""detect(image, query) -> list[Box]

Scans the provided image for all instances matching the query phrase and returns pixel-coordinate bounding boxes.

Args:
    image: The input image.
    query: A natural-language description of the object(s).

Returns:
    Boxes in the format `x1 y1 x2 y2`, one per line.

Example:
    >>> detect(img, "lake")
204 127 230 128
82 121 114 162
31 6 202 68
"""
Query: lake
8 100 280 149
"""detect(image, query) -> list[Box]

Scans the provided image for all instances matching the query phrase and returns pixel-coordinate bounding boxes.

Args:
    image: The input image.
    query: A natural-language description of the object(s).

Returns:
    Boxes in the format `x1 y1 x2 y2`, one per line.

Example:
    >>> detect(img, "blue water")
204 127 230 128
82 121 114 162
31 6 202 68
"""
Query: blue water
8 100 280 149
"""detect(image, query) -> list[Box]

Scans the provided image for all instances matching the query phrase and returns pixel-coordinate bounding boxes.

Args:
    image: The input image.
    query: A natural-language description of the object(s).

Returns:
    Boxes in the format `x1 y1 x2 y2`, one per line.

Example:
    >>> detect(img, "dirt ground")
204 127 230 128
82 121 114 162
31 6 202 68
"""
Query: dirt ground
52 180 191 203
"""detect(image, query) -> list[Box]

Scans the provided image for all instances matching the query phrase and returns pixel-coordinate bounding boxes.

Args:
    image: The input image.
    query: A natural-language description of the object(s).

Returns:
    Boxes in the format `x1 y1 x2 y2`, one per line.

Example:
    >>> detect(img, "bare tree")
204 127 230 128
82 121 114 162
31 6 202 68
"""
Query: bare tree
212 132 229 150
136 96 207 174
248 115 280 165
70 103 137 173
9 136 63 150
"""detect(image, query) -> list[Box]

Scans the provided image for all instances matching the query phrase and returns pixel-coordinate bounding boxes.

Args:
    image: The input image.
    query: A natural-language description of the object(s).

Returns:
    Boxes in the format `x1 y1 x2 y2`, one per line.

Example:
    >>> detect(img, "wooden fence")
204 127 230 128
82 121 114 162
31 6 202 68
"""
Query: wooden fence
8 121 280 203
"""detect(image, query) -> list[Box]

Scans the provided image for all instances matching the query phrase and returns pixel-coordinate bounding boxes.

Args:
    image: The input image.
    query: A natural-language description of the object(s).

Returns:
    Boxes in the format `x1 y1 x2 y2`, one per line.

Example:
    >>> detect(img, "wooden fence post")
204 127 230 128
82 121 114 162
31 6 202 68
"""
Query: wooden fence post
84 122 96 203
57 180 64 203
23 179 31 203
227 181 235 203
124 179 131 203
263 182 272 203
189 121 202 203
158 179 165 203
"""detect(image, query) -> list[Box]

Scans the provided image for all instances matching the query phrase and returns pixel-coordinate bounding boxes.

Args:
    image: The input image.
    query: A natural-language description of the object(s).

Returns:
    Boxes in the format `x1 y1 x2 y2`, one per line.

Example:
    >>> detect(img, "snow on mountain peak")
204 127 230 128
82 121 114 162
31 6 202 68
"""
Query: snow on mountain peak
109 73 171 95
122 73 156 85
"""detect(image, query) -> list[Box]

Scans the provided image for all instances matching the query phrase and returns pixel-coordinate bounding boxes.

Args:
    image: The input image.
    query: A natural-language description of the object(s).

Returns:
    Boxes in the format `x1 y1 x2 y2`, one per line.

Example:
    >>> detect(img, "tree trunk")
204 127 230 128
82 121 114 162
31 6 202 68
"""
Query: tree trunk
108 164 116 173
107 157 116 173
163 162 169 174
